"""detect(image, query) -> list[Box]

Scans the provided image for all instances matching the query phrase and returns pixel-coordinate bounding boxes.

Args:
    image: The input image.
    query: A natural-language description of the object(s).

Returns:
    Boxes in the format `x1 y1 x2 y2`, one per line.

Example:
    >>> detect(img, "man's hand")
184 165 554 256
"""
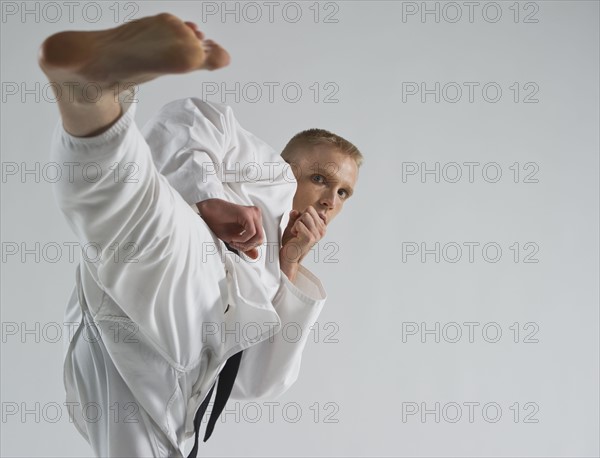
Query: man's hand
196 198 264 259
279 207 327 282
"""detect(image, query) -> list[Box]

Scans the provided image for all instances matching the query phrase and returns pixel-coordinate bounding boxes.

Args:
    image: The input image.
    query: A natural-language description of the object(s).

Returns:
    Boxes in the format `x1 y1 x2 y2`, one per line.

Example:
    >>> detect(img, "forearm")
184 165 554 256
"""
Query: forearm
230 263 327 400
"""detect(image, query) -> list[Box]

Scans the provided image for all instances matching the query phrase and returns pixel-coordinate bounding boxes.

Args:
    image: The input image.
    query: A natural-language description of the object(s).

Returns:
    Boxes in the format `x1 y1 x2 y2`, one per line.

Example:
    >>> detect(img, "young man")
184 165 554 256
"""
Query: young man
40 13 362 457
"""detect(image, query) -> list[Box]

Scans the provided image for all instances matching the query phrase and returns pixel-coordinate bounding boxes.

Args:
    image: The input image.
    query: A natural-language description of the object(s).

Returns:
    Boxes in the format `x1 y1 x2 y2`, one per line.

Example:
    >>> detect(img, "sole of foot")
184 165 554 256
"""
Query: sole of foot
38 13 230 95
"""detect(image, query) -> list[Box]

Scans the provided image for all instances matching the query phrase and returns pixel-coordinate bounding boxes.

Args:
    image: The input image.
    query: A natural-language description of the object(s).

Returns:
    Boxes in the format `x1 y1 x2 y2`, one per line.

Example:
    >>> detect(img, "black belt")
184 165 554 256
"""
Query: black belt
187 242 244 456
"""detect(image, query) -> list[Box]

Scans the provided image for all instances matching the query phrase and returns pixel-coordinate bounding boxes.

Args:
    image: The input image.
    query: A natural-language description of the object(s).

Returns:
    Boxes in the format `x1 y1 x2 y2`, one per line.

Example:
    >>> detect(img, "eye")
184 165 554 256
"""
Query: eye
338 189 349 198
312 174 325 183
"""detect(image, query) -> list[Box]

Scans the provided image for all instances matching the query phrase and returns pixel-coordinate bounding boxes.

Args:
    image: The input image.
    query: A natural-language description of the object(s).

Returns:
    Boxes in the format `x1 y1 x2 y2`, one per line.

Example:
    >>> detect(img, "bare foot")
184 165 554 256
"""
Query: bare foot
38 12 230 98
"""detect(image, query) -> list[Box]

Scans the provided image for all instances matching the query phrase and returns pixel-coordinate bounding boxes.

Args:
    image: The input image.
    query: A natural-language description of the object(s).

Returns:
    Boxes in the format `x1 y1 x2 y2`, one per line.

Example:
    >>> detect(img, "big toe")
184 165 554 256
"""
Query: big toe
202 40 230 70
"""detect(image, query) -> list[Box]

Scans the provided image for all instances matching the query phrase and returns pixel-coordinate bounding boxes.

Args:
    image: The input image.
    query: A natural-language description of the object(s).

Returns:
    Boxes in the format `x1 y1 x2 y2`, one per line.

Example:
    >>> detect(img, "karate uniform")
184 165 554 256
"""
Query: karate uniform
54 90 327 457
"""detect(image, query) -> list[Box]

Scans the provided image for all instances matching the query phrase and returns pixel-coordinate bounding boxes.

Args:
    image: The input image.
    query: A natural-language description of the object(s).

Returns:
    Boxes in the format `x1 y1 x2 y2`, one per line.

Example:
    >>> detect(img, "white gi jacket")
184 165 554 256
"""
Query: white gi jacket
56 92 327 453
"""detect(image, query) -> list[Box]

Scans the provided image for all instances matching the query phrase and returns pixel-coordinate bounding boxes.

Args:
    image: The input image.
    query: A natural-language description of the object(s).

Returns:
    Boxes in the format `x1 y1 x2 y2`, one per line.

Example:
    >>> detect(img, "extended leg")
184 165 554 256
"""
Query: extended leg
41 14 235 456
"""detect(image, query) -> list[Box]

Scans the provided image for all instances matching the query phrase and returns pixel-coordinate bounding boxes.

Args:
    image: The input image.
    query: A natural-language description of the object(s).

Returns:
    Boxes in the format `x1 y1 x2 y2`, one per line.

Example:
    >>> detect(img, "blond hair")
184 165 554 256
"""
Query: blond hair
281 128 363 168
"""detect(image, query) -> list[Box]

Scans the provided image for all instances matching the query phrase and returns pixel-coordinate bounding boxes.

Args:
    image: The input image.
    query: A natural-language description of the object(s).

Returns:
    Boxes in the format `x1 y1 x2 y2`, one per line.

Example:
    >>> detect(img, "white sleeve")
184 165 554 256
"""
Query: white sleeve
229 265 327 400
140 97 228 204
141 97 279 206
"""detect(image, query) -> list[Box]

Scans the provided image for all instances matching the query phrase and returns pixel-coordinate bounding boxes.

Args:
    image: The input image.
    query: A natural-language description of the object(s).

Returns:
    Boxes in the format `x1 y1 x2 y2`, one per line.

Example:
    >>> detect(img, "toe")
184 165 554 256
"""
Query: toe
203 42 230 70
184 21 204 40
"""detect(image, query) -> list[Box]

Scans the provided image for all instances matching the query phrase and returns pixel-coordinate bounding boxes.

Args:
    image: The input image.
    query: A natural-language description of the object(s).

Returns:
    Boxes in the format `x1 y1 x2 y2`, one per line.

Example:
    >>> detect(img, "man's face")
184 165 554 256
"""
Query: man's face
290 144 358 226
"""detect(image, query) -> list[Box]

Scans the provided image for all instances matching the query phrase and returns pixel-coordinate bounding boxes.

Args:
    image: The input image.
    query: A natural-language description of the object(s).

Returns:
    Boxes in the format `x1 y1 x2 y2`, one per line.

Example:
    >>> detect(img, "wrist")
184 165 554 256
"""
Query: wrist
280 258 300 283
196 198 227 219
196 198 214 215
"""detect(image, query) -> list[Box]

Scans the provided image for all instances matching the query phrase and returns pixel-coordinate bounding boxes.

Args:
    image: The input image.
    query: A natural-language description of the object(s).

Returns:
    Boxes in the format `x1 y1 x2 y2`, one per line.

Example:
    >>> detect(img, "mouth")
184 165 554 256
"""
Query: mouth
318 213 327 225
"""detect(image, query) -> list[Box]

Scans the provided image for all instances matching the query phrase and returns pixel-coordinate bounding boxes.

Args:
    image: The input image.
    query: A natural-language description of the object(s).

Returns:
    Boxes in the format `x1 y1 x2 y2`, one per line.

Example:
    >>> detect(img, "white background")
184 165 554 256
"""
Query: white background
1 1 598 456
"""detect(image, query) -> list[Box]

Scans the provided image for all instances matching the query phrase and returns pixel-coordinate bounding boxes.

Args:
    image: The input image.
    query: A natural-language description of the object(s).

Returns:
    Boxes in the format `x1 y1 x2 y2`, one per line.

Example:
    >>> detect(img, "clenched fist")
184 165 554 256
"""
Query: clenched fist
280 206 327 282
196 198 264 259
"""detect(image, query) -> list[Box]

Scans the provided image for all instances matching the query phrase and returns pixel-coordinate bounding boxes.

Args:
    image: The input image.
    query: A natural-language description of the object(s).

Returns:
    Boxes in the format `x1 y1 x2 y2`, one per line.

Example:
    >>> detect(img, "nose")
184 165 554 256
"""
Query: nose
319 189 336 209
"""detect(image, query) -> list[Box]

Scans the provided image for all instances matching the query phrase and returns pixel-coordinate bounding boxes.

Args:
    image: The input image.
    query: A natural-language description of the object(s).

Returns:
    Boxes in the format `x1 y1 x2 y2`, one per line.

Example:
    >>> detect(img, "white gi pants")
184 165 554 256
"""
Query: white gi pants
70 309 183 457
